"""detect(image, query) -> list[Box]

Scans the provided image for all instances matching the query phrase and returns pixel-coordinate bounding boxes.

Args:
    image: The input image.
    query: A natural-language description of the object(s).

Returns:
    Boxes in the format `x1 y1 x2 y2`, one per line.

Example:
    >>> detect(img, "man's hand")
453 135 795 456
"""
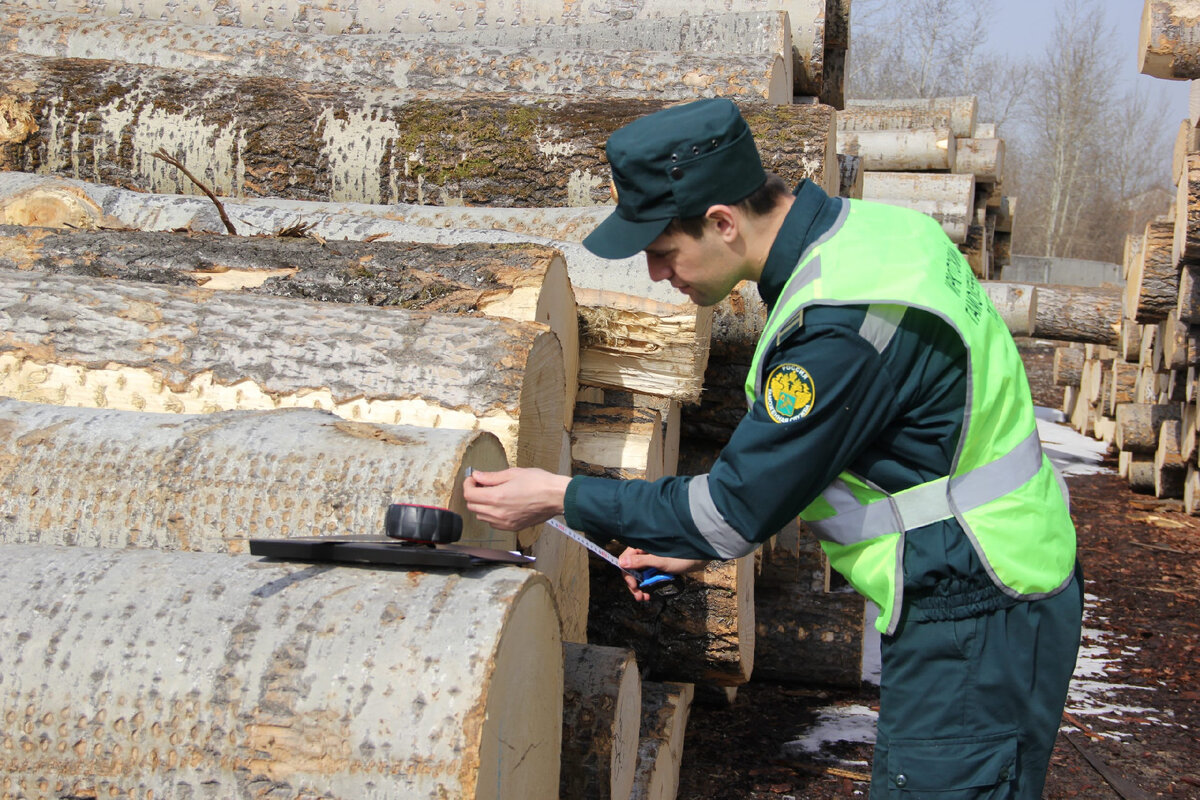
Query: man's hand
463 467 571 532
618 547 709 602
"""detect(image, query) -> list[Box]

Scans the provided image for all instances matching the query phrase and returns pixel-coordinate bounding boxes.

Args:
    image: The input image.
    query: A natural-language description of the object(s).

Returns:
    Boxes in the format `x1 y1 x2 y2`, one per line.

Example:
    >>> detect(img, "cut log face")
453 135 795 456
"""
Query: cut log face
0 57 837 206
861 172 975 243
952 137 1005 184
561 643 641 800
0 398 512 549
839 96 978 138
1139 0 1200 79
0 544 562 798
571 403 664 482
983 282 1036 336
2 9 796 98
835 127 954 172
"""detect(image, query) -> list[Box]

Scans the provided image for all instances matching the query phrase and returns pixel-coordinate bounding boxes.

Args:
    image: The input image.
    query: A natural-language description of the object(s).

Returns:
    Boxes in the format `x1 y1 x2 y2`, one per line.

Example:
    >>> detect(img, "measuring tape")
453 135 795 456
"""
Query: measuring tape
466 468 677 595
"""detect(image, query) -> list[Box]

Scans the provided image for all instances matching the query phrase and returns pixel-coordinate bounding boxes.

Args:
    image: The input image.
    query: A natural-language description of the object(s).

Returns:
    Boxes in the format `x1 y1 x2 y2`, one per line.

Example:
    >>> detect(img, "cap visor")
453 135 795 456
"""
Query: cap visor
582 211 672 260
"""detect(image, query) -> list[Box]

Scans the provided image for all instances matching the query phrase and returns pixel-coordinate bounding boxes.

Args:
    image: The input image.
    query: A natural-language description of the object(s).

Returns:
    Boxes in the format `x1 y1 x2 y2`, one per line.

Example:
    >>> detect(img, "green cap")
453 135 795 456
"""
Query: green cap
583 98 767 260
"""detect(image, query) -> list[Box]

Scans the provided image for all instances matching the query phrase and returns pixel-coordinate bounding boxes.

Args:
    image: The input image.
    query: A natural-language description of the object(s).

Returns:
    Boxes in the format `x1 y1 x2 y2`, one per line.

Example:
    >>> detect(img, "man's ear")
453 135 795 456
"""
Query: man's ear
705 205 738 242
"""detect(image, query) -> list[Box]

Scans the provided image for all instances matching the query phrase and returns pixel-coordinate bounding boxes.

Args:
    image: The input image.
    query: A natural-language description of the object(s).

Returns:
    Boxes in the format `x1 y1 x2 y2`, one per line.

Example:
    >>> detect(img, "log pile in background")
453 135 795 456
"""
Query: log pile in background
1044 4 1200 512
837 95 1015 277
0 0 854 795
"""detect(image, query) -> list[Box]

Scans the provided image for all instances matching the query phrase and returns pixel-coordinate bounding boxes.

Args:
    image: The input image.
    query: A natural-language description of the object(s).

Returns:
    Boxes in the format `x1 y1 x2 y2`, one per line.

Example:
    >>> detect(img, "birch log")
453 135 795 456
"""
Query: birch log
0 544 561 799
629 682 694 800
835 127 955 172
0 226 579 426
953 137 1005 184
1139 0 1200 79
839 96 978 138
0 399 511 550
984 282 1036 336
587 554 756 686
0 9 789 103
861 172 975 243
561 643 641 800
0 55 839 206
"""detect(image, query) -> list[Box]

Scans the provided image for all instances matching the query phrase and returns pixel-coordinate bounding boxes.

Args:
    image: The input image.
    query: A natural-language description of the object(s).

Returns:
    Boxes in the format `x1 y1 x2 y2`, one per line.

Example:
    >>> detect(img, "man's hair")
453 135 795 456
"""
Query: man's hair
663 173 791 238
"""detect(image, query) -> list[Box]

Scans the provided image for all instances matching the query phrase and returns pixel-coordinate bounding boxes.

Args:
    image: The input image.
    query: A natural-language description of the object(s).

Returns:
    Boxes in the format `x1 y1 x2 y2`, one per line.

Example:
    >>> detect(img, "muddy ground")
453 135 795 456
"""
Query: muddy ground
675 342 1200 799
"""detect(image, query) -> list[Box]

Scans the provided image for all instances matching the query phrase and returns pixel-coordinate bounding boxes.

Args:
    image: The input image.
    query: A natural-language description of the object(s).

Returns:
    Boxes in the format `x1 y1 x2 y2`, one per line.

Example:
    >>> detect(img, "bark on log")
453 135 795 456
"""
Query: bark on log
629 682 695 800
861 172 975 243
1178 265 1200 324
953 137 1005 184
993 231 1012 268
837 153 863 199
1115 402 1183 455
0 225 580 424
571 403 664 482
0 269 563 490
1160 311 1190 372
960 223 989 279
754 585 864 688
0 543 561 798
1125 218 1179 324
587 553 755 686
1180 151 1200 266
0 398 511 549
0 9 790 103
1128 454 1157 493
1030 284 1122 346
1053 347 1085 387
561 643 640 800
1139 0 1200 80
1156 418 1187 498
835 127 955 172
1185 462 1200 514
0 55 839 206
839 96 978 138
1110 360 1140 412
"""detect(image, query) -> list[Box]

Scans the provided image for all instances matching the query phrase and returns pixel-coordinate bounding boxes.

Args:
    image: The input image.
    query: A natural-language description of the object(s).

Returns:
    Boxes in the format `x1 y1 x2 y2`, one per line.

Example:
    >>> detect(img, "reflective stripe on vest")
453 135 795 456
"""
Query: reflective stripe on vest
806 428 1043 546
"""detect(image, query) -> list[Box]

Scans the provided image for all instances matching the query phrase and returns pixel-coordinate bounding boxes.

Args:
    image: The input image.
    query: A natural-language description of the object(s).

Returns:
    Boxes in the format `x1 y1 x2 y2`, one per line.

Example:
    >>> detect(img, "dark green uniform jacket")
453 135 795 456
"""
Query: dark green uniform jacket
564 179 1016 618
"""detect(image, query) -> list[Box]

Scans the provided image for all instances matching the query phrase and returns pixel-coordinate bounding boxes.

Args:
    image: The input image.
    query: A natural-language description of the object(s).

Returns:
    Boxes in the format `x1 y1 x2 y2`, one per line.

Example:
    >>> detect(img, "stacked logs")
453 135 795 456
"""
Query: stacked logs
837 95 1014 278
0 0 852 796
1044 1 1200 511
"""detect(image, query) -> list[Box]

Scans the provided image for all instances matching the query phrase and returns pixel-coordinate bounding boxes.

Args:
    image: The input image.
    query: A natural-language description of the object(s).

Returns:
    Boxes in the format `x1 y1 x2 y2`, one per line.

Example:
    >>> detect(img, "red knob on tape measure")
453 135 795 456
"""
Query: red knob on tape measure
385 503 463 544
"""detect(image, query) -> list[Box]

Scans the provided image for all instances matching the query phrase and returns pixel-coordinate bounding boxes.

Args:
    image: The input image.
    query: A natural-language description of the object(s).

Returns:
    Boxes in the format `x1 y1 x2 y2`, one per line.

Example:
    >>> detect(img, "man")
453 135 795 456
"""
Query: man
464 97 1082 798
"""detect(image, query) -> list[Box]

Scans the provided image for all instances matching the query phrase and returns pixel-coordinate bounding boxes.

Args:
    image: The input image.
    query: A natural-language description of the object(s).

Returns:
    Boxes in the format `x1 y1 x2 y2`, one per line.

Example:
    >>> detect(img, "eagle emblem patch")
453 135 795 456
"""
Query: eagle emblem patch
765 363 815 423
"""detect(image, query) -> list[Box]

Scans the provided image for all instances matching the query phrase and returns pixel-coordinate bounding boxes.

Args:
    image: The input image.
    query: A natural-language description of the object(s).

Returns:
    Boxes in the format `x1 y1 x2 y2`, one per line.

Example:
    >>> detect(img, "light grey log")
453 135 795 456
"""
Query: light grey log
1139 0 1200 79
0 398 511 549
983 281 1036 336
0 8 790 102
975 122 997 138
953 137 1005 184
0 543 561 798
862 171 975 243
839 96 978 138
0 56 838 205
1031 284 1123 346
561 643 640 800
629 682 695 800
0 270 564 514
836 127 955 171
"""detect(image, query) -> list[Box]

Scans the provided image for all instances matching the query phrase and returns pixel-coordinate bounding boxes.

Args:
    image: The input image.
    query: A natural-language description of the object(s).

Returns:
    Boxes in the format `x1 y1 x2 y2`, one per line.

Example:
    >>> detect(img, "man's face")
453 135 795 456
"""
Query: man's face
643 221 742 307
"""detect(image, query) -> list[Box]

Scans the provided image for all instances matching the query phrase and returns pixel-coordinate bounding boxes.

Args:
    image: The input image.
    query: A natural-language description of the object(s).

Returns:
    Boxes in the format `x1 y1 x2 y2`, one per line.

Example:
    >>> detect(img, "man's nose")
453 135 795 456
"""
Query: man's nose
646 258 671 282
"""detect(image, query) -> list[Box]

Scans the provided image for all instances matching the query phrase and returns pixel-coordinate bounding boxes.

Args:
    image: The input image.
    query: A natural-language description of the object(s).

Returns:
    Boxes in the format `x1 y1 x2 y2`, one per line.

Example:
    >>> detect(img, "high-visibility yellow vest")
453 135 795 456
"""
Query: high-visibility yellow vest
746 200 1076 635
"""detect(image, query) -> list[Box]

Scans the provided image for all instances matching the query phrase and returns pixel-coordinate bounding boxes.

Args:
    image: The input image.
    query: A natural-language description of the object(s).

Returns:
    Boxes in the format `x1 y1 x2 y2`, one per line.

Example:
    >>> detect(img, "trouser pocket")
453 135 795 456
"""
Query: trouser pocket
882 731 1017 798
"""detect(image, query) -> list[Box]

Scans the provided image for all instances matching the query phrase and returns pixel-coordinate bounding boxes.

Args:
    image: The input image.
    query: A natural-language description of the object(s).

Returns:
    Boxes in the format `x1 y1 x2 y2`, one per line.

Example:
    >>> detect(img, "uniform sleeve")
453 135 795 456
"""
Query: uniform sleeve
563 310 904 560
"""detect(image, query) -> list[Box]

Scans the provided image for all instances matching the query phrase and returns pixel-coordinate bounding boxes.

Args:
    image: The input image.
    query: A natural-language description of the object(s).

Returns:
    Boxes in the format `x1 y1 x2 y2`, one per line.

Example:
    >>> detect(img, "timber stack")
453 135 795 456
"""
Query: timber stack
0 0 856 796
1042 0 1200 512
836 95 1014 278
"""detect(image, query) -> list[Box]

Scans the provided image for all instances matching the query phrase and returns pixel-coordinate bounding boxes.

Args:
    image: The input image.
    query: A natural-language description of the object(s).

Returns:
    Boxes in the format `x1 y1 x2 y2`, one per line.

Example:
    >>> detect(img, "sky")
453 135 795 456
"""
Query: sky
988 0 1191 125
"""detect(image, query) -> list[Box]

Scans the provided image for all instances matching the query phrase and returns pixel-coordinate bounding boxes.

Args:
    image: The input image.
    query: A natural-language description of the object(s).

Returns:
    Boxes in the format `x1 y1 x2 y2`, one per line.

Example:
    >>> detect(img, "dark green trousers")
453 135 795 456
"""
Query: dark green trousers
870 565 1084 799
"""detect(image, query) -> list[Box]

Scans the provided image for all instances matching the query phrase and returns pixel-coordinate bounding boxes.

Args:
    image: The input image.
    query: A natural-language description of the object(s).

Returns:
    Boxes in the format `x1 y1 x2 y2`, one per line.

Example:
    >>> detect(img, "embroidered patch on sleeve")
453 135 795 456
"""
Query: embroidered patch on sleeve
764 363 815 423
